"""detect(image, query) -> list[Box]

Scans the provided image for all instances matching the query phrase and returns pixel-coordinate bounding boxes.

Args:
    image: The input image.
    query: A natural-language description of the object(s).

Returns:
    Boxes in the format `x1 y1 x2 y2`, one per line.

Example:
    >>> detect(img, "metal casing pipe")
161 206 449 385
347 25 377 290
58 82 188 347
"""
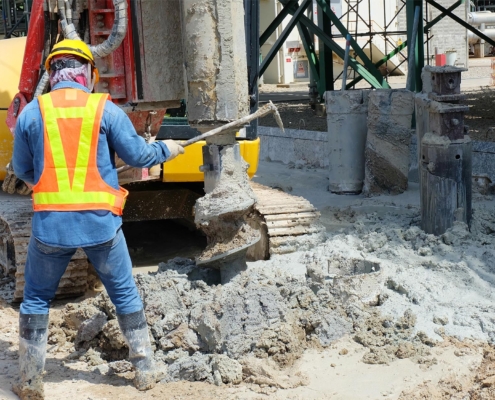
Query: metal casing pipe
468 11 495 26
468 28 495 44
180 0 250 129
326 90 370 194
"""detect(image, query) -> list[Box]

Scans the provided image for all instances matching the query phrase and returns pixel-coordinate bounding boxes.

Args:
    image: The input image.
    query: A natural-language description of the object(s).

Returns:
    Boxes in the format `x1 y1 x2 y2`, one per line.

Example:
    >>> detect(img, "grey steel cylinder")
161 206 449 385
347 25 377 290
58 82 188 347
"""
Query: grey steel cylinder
180 0 249 129
420 133 472 235
326 90 370 194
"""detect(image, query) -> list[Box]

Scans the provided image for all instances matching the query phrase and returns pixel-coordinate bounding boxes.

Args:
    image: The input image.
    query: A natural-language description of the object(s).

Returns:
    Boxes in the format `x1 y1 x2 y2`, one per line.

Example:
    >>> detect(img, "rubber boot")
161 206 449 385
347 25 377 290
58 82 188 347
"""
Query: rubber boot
117 309 156 391
12 314 49 400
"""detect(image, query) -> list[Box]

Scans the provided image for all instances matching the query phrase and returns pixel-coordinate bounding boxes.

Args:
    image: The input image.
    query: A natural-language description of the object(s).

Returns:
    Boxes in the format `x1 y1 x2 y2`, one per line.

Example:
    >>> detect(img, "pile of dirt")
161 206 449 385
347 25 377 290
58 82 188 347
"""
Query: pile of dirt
46 192 495 387
49 254 439 387
398 340 495 399
259 101 327 132
465 88 495 142
49 258 354 386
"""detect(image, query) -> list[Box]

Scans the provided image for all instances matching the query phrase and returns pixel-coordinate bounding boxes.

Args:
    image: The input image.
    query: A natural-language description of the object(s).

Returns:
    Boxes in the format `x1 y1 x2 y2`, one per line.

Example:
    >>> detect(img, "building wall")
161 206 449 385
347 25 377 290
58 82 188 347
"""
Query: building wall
428 0 469 67
397 0 469 68
260 0 281 84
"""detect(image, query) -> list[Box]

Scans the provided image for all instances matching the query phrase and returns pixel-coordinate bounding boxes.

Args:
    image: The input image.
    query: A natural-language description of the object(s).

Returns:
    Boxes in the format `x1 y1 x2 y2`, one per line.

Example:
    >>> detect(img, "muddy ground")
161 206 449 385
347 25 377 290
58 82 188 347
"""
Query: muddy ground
464 88 495 141
1 160 495 399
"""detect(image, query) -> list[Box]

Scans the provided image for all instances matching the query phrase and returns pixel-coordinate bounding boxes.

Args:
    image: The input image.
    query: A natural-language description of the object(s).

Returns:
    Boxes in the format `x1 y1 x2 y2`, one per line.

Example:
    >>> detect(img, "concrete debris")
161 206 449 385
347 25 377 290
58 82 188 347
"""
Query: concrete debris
352 308 436 365
44 195 495 386
364 89 415 195
398 343 495 400
211 354 242 385
75 311 107 344
241 357 309 389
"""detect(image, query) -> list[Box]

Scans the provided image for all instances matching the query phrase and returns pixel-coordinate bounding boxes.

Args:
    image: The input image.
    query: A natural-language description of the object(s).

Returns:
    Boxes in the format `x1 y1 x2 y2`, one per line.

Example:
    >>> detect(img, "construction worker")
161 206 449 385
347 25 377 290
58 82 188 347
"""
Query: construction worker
11 39 184 399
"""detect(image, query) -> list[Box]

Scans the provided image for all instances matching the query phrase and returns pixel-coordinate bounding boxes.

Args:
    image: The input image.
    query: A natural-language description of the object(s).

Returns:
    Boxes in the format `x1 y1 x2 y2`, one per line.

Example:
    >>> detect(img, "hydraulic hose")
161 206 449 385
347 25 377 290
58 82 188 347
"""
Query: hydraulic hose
65 0 73 25
33 71 50 98
58 0 127 58
89 0 128 59
58 0 81 40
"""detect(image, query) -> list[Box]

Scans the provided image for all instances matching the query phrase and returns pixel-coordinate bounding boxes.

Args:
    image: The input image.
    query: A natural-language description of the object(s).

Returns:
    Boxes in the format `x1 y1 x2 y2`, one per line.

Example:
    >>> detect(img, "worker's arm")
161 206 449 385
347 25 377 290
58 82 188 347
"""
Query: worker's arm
12 105 37 185
103 101 175 168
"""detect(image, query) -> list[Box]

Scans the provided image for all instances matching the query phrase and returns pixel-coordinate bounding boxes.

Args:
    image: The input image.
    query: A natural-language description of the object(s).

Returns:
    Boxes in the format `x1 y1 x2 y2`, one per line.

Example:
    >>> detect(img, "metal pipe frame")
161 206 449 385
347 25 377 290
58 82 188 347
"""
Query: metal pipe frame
426 0 495 48
256 0 313 87
256 0 476 96
340 0 463 90
267 0 389 92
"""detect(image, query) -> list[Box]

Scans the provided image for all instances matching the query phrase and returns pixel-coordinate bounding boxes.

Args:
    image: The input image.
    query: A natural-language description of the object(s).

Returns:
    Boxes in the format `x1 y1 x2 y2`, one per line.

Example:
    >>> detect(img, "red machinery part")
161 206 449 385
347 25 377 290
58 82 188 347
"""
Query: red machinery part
6 0 44 135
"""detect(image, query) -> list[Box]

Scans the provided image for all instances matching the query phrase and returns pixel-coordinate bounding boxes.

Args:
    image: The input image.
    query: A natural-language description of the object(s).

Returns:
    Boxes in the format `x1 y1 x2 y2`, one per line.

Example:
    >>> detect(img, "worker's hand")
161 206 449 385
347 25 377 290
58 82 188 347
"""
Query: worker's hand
163 140 185 162
16 180 33 196
2 163 17 194
1 162 32 196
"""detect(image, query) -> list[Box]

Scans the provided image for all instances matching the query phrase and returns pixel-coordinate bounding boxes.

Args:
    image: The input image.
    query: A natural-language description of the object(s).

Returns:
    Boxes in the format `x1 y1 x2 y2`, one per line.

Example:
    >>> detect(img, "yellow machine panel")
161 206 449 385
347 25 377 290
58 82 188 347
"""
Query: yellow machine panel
163 138 261 182
0 37 27 180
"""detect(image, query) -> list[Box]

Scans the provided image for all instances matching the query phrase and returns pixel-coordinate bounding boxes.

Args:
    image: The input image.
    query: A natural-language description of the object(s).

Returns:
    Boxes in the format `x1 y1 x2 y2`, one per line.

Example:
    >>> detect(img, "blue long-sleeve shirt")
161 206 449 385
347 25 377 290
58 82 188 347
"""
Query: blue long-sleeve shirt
12 82 171 247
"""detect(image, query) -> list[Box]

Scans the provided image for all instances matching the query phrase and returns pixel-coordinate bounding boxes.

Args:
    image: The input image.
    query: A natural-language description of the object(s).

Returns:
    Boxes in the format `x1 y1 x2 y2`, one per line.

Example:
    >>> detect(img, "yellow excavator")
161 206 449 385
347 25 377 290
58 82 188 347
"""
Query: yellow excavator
0 0 324 301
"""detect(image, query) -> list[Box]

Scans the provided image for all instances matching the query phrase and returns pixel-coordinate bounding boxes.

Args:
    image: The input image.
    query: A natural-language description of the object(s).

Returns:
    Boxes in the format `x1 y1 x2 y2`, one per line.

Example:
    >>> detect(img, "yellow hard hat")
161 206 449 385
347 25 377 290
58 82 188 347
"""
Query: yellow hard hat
45 39 99 83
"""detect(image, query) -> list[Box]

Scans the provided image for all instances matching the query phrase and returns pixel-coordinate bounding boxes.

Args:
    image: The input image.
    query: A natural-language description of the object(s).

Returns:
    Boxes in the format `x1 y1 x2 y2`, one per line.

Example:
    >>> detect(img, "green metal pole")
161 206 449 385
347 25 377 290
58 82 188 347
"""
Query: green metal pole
406 0 424 93
317 0 334 95
426 0 495 48
256 0 313 85
297 21 321 90
260 0 297 46
415 0 424 93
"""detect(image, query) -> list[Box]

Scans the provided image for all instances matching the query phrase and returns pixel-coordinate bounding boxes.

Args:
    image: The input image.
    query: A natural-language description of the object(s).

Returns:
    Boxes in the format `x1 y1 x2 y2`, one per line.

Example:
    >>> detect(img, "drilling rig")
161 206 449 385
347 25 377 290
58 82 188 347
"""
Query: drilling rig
0 0 324 300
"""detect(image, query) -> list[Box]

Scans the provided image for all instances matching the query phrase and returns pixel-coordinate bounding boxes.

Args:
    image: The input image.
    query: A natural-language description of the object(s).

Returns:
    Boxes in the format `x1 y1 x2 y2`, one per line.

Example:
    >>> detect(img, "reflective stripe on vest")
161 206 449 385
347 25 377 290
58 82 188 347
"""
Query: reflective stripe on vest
33 89 128 215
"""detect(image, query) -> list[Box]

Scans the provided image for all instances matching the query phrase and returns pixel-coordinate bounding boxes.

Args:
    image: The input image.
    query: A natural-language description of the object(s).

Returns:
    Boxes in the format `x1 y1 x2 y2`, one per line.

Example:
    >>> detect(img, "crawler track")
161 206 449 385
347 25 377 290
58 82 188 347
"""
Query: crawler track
0 200 89 302
248 182 326 260
0 183 324 300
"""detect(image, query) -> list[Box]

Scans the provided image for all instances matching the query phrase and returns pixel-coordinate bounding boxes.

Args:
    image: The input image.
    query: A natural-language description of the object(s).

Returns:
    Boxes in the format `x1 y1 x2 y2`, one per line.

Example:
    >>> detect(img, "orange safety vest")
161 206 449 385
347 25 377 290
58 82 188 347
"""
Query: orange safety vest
33 89 128 215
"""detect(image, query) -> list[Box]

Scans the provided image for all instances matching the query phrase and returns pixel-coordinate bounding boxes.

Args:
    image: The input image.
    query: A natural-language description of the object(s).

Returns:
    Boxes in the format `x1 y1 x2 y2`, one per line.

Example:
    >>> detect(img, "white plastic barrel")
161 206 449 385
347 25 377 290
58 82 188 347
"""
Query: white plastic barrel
446 51 457 66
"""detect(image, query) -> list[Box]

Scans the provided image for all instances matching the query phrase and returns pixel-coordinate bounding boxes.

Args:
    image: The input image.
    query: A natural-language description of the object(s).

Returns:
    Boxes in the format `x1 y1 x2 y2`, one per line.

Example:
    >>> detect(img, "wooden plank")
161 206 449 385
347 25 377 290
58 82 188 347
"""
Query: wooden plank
267 218 319 228
264 212 320 222
269 225 325 237
256 206 317 214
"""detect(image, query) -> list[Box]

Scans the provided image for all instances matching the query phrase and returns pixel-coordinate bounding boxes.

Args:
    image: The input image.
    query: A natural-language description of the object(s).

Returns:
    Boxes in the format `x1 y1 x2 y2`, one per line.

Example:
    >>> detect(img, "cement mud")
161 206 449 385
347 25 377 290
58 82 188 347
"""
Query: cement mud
20 161 495 389
195 145 257 263
398 341 495 399
48 211 489 385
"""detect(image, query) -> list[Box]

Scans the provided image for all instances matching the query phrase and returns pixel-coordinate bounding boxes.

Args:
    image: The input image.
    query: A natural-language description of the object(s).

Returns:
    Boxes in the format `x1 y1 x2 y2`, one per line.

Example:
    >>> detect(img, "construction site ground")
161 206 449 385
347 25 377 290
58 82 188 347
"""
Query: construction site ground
1 58 495 399
1 159 495 399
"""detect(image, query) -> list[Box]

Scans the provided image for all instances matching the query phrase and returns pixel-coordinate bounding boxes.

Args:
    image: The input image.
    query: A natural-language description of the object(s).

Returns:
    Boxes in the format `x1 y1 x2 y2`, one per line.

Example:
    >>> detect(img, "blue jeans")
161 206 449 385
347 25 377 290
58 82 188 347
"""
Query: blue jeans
20 229 143 315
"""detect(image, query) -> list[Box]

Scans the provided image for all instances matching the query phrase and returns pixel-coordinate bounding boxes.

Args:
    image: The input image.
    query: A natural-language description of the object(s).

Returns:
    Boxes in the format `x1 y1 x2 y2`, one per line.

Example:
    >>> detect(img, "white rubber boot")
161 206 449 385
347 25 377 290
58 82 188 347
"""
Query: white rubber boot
117 309 157 391
12 314 48 400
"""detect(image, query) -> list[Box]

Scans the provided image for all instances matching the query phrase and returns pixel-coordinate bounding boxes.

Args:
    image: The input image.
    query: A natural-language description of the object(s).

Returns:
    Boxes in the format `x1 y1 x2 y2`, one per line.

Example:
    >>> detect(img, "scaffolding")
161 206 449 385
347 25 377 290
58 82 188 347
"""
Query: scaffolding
1 0 30 39
256 0 495 99
472 0 495 11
